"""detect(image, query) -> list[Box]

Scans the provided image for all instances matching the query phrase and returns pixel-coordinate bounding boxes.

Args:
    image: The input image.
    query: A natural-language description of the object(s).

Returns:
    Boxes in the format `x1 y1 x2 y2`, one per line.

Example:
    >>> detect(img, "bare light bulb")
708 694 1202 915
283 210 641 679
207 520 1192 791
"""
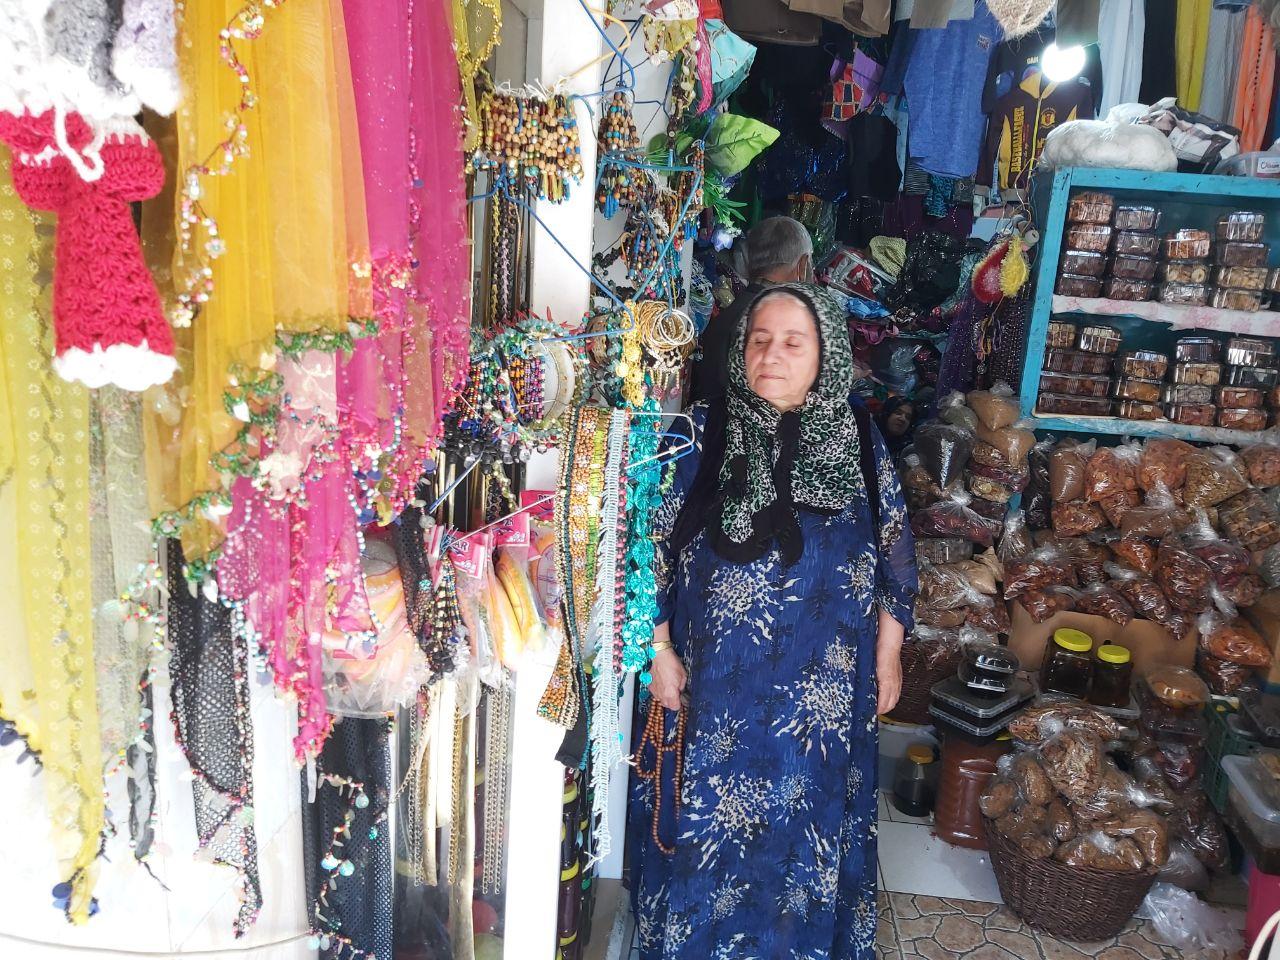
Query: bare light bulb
1042 42 1086 83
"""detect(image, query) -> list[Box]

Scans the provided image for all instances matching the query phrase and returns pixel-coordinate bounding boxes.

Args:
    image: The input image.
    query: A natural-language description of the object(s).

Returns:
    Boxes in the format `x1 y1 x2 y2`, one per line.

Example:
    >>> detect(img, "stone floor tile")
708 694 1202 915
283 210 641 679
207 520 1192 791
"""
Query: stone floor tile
985 926 1039 958
1095 947 1148 960
934 916 986 953
889 893 921 920
896 914 943 942
964 945 1020 960
915 895 961 916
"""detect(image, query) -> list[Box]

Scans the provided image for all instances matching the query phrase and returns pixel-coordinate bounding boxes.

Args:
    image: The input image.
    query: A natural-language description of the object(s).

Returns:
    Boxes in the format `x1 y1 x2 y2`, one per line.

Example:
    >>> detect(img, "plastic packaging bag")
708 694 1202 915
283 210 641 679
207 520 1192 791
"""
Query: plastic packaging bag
1139 438 1196 491
1183 447 1249 508
1063 537 1110 584
997 510 1035 564
1039 730 1106 804
938 390 980 431
1054 830 1145 871
1099 808 1170 866
1007 701 1126 745
1107 563 1172 623
911 490 1001 546
1120 483 1188 539
1151 741 1202 791
1228 572 1264 608
968 459 1030 492
939 559 1000 596
1073 761 1165 823
1052 500 1108 537
1167 791 1229 869
1198 651 1252 695
975 418 1037 468
971 441 1011 469
1155 841 1210 891
1022 585 1079 622
1004 545 1077 598
1100 490 1141 529
1141 883 1243 955
965 593 1012 635
1241 439 1280 487
914 420 974 488
1154 540 1213 614
1197 610 1270 667
967 382 1020 431
1110 536 1157 574
918 561 976 609
1185 515 1251 589
1049 440 1092 502
1085 444 1141 503
1076 582 1135 625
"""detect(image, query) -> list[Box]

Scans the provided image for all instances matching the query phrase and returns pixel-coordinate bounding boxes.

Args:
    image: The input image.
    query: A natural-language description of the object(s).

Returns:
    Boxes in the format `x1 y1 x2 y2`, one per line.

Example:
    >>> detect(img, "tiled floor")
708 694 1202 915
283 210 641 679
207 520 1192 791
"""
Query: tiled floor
615 791 1243 960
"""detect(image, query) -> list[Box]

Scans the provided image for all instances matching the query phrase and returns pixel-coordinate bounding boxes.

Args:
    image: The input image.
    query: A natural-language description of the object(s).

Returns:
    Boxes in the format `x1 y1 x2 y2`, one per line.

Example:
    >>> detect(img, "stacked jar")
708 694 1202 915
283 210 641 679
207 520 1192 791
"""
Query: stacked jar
1165 335 1273 430
1055 192 1115 299
1213 212 1270 312
1106 202 1161 301
1036 320 1121 417
1159 228 1214 305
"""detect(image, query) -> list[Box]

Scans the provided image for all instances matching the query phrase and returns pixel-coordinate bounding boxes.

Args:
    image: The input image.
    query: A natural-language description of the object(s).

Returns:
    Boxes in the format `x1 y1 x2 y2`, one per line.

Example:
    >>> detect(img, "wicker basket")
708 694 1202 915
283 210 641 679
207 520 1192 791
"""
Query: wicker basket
886 641 961 726
985 820 1157 941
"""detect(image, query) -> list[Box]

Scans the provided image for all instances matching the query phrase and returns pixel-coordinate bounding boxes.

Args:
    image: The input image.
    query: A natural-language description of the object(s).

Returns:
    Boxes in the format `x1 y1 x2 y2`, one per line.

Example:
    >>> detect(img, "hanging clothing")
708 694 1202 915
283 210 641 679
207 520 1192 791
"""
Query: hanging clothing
1140 0 1177 103
1098 0 1145 115
1234 6 1277 152
1056 0 1101 45
1176 0 1213 111
902 0 1003 179
1198 4 1247 122
629 404 916 960
977 68 1099 196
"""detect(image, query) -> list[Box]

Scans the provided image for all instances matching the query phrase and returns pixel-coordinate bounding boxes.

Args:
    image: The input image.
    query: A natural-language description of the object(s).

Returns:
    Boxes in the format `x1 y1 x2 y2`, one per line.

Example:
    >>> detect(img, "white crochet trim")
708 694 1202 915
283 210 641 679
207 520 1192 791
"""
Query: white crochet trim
110 51 179 116
53 341 177 391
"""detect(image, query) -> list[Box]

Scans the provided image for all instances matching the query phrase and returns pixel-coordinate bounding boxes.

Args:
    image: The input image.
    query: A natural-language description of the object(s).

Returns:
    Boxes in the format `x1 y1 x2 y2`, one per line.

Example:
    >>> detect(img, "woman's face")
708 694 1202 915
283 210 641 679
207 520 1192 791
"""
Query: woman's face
744 295 820 412
885 403 914 437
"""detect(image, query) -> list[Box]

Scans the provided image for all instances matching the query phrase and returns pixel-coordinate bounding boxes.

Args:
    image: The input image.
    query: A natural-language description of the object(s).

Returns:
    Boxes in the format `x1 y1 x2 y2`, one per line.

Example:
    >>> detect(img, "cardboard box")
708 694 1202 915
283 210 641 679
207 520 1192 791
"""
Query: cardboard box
1007 601 1195 675
1243 588 1280 687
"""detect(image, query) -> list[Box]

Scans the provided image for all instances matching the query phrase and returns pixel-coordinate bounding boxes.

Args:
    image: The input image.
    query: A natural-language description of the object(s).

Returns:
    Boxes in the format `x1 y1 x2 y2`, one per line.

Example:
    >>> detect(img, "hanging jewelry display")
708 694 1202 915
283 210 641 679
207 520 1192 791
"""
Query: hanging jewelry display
166 542 262 936
595 89 642 218
480 682 513 895
622 402 664 678
485 191 523 330
303 718 392 960
473 90 584 202
634 300 696 398
586 408 630 864
395 496 459 676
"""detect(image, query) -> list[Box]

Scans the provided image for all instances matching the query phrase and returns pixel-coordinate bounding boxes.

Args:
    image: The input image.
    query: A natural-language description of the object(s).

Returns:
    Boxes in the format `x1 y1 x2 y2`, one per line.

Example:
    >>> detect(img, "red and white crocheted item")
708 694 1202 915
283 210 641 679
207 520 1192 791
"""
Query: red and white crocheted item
0 111 176 390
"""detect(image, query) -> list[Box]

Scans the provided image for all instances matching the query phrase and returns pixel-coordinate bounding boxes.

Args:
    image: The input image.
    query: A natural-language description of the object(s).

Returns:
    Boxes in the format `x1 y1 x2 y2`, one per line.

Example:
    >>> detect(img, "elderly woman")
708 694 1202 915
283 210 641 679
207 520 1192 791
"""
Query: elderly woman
629 283 918 959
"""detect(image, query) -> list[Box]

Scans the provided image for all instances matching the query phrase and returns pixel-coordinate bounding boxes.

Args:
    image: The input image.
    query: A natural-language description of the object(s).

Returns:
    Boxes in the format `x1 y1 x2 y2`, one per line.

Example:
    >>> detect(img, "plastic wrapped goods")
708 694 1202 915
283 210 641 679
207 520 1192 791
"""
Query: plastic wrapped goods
966 382 1020 430
1050 440 1094 502
1183 449 1249 509
1241 442 1280 487
1197 613 1270 667
914 421 974 488
975 420 1037 467
1139 439 1195 492
1154 543 1213 614
1004 546 1077 598
1085 446 1140 503
1142 665 1209 709
1111 537 1157 574
1076 583 1135 625
911 492 1002 546
1052 500 1108 537
1022 586 1079 622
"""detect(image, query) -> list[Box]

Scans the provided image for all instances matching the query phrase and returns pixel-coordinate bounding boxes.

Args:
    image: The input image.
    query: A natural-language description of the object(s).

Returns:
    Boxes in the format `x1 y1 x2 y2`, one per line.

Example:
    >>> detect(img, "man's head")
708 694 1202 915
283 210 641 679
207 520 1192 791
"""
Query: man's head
746 216 814 284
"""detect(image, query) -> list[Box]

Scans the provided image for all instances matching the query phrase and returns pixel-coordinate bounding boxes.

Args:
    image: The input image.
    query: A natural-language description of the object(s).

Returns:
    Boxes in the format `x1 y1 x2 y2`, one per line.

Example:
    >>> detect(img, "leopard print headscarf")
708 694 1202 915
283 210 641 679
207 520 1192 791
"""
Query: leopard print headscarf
709 283 861 566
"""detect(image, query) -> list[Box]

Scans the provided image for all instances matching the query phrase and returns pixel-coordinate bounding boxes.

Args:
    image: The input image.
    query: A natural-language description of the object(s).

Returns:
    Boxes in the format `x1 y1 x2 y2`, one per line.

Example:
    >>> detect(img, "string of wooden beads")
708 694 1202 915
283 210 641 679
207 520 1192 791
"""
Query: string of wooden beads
595 89 641 218
475 91 584 202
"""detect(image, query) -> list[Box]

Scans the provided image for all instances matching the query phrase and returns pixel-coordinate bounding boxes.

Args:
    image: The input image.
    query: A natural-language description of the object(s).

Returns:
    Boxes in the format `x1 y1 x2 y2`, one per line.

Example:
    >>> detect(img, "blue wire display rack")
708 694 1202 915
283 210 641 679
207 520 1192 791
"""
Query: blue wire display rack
1019 166 1280 444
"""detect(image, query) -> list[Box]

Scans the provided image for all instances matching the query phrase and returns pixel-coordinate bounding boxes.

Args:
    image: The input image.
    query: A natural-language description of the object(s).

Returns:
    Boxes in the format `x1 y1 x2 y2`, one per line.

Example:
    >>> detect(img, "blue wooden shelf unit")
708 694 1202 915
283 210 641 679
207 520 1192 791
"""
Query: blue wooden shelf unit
1019 166 1280 445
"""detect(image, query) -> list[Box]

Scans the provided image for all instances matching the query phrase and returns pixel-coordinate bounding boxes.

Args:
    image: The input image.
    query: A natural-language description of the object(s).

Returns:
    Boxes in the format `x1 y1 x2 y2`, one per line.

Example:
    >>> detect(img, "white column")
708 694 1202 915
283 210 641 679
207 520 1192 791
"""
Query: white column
501 0 606 956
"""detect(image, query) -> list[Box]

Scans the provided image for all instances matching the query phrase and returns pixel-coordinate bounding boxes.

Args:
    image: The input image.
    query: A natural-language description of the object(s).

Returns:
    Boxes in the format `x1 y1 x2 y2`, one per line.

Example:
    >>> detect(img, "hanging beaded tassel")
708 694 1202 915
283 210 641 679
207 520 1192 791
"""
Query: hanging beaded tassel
595 89 641 219
474 91 584 202
480 683 513 894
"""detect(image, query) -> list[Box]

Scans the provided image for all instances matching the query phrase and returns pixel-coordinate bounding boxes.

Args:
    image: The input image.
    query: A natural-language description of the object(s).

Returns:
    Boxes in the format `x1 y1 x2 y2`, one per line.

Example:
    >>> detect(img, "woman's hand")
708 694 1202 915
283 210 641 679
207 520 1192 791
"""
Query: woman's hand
875 608 906 716
648 622 686 712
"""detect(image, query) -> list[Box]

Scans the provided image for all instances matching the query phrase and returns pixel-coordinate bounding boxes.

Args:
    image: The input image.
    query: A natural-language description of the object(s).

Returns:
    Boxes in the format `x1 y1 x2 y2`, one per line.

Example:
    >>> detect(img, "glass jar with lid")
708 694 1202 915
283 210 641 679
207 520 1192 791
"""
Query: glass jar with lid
1089 644 1133 708
1040 628 1094 699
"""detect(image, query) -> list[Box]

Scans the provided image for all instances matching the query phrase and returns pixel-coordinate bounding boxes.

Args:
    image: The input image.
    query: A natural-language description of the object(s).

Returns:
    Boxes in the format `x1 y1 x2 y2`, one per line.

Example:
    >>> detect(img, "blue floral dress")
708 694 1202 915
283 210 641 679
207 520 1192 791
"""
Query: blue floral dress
629 403 917 960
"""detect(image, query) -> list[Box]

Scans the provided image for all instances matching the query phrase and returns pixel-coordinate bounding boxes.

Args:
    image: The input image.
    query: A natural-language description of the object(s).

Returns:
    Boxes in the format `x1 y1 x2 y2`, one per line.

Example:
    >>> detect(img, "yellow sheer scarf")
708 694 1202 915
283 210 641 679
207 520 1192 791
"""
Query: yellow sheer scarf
0 153 102 923
145 0 369 564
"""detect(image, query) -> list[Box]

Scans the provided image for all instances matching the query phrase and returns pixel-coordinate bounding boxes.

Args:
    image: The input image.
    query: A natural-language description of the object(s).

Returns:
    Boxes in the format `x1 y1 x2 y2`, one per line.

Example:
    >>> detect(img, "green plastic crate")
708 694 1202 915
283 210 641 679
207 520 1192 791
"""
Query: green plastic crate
1204 701 1260 812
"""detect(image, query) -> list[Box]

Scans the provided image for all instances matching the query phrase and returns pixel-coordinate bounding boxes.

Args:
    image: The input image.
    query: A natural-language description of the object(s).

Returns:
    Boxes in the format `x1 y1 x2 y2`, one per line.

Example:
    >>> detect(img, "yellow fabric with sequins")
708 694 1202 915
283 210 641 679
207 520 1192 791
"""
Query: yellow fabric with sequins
0 153 103 924
143 0 371 563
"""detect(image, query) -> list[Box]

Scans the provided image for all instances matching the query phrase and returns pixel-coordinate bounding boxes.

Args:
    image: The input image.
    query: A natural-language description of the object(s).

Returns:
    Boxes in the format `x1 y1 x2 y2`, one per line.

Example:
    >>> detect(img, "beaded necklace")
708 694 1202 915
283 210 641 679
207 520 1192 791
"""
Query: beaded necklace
622 402 663 680
587 408 630 861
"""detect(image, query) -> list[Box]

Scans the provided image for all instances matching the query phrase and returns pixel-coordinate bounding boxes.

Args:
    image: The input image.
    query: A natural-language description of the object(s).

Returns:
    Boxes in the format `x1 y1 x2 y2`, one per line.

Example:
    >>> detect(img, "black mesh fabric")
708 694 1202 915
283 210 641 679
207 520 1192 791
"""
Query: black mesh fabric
302 717 393 960
166 541 261 935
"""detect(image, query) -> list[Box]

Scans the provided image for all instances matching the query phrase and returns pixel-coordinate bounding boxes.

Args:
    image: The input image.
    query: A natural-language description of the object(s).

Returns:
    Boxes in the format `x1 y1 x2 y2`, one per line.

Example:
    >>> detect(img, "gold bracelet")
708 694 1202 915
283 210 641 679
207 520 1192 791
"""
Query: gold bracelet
651 639 673 654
